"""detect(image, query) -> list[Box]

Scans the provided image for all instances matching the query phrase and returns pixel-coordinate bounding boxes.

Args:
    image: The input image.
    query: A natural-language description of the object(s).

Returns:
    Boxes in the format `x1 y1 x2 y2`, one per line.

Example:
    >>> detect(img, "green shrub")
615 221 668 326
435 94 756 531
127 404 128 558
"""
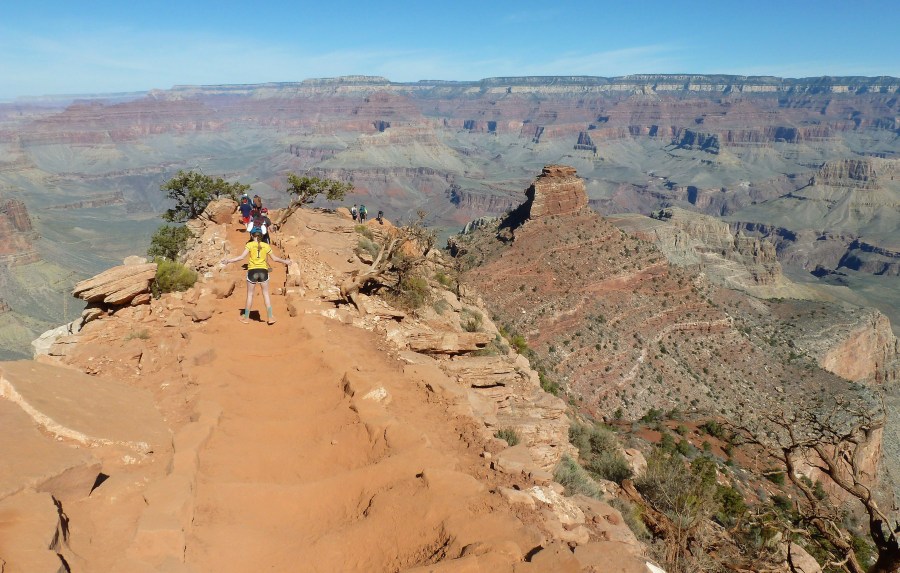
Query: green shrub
675 438 693 457
636 449 718 529
431 298 450 314
609 498 649 539
509 334 528 354
640 408 664 423
764 470 785 485
586 451 633 484
495 428 520 446
391 275 430 310
460 308 483 332
434 271 453 288
569 423 633 484
538 371 560 396
152 258 198 296
147 224 193 260
354 224 374 240
554 455 602 499
700 420 727 440
771 493 792 512
356 237 381 260
715 485 747 526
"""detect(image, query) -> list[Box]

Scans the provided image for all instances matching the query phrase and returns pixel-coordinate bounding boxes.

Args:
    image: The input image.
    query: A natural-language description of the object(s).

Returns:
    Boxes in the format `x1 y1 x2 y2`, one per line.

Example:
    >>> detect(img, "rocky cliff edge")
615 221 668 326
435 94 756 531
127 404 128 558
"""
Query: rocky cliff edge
0 200 663 572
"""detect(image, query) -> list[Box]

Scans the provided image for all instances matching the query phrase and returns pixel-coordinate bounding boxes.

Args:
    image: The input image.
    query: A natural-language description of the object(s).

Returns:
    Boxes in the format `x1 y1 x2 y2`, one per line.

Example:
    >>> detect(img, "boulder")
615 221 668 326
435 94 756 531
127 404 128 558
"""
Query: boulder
0 360 171 455
528 542 581 572
574 541 662 573
623 448 648 477
200 198 237 224
492 444 536 476
72 262 157 306
572 495 640 546
0 490 70 573
785 542 823 573
407 330 492 354
0 400 100 501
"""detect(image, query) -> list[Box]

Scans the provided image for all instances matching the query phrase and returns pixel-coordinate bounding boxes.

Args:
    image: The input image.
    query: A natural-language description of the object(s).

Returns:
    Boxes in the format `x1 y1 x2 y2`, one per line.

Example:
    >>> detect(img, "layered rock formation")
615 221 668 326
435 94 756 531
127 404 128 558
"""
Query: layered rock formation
0 198 39 265
72 260 156 310
461 166 882 427
609 207 784 292
812 158 882 189
524 165 589 219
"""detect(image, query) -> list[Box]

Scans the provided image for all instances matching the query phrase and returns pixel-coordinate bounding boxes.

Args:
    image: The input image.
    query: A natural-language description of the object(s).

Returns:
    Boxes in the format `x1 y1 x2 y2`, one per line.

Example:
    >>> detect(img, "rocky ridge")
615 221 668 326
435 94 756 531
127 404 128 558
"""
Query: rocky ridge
0 200 664 572
458 168 895 487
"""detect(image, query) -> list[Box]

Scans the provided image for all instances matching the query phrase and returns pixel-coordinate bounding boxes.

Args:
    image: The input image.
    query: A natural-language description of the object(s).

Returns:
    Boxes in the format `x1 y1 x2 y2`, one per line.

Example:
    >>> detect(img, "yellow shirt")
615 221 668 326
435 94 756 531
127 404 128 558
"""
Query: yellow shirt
245 240 272 270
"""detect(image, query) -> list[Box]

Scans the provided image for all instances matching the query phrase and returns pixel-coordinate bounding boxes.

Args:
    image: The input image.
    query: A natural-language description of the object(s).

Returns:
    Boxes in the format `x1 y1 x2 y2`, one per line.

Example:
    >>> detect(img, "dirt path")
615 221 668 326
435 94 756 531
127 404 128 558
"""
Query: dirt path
182 217 542 572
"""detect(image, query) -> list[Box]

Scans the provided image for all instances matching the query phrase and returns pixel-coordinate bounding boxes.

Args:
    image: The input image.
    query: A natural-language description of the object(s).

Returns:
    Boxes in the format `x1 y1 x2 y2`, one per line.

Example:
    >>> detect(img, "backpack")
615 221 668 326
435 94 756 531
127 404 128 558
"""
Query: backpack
359 205 367 216
247 215 267 235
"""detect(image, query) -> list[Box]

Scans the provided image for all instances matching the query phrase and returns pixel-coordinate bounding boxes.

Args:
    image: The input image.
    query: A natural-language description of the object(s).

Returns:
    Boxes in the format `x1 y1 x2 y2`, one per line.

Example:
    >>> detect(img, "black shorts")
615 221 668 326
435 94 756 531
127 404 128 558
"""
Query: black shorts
247 268 269 284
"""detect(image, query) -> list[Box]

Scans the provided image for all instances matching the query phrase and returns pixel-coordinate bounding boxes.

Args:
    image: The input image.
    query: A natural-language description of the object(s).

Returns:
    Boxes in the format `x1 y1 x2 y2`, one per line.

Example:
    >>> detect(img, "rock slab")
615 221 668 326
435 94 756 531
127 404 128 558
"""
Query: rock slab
0 360 170 454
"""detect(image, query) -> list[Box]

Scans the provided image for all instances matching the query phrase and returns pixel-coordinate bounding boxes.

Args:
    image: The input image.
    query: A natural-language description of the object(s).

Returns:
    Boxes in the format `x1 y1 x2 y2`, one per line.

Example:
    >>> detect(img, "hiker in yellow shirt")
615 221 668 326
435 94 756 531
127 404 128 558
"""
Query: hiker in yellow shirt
220 230 291 324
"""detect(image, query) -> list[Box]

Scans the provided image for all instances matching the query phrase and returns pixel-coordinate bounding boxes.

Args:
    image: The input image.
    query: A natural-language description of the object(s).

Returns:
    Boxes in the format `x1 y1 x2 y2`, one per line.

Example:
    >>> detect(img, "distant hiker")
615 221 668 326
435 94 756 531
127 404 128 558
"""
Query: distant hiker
350 204 358 222
220 229 291 325
376 210 384 224
252 194 263 211
238 196 253 227
247 209 272 244
259 207 273 243
358 204 368 222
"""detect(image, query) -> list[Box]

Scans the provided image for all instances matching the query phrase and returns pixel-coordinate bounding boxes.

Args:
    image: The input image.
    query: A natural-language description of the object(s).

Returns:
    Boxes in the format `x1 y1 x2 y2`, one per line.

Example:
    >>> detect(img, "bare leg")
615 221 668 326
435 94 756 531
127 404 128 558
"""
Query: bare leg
261 280 275 324
241 279 255 323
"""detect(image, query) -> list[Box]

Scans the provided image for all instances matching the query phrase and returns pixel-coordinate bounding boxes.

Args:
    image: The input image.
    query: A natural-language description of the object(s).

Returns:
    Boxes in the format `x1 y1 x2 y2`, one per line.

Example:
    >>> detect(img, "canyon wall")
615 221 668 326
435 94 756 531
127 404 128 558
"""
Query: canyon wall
0 199 39 265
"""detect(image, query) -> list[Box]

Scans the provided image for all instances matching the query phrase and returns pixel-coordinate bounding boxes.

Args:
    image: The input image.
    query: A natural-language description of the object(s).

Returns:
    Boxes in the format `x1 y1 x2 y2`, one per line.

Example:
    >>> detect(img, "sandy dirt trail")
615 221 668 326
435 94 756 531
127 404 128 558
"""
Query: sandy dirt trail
182 217 542 572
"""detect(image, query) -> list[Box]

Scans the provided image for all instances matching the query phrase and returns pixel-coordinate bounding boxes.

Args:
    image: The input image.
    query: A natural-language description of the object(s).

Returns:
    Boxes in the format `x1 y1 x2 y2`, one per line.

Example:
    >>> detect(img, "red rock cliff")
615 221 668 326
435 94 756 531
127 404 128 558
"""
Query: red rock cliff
525 165 588 219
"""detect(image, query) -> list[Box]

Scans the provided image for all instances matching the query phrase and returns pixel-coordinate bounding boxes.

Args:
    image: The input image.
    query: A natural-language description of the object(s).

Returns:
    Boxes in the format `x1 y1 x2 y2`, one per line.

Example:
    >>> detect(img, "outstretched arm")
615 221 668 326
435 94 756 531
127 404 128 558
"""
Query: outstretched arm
268 251 292 265
220 249 249 265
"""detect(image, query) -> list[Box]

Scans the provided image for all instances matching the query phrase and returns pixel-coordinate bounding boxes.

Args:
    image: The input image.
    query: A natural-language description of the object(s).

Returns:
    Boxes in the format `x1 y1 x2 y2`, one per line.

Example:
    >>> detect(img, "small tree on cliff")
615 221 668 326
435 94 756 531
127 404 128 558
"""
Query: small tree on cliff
339 210 435 313
728 402 899 573
271 173 353 229
160 170 250 223
147 224 193 261
286 173 352 206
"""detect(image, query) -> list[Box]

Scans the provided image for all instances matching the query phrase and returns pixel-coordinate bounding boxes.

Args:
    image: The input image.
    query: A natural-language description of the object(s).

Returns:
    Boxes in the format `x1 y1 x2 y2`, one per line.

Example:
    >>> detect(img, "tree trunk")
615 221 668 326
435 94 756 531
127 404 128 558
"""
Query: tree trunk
868 548 900 573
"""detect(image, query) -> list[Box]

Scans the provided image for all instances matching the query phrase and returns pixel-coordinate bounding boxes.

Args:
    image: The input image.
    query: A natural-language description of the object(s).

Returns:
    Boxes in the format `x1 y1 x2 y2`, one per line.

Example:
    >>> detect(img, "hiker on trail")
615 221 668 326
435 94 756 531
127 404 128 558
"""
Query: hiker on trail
259 208 273 243
350 204 358 222
238 196 253 228
247 208 273 244
253 194 263 211
376 210 384 224
358 204 368 222
220 229 291 325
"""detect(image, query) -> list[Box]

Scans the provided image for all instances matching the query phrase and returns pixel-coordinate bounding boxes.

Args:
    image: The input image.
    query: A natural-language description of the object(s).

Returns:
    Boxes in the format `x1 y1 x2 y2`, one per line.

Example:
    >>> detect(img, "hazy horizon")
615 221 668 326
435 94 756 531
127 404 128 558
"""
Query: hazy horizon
1 0 898 100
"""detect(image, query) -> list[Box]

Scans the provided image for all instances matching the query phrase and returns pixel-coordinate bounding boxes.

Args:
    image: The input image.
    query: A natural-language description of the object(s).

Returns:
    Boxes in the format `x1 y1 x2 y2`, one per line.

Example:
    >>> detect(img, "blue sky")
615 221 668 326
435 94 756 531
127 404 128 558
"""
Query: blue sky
1 0 897 99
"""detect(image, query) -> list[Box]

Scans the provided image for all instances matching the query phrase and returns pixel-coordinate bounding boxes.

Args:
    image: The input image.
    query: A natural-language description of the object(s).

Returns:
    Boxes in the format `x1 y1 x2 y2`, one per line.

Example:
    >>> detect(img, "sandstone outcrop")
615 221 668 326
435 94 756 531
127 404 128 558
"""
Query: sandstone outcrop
525 165 588 219
812 158 881 189
0 490 73 573
0 360 170 455
72 262 157 307
198 196 237 224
